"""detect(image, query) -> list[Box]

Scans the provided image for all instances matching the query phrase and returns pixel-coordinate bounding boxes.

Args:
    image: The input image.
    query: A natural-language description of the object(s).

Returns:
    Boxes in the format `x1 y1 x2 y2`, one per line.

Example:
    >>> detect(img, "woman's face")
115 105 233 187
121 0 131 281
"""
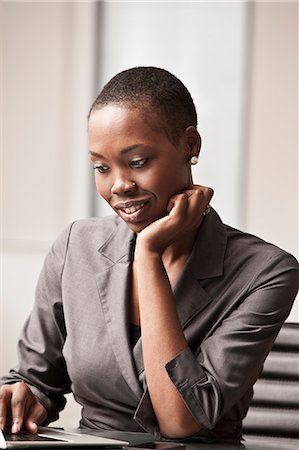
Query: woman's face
88 104 193 233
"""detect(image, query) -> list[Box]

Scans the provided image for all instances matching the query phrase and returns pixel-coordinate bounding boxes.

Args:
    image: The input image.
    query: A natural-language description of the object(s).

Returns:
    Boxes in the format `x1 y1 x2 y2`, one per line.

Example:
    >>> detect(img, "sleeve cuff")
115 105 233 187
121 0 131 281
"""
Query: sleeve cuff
165 346 208 389
134 347 221 435
165 347 220 430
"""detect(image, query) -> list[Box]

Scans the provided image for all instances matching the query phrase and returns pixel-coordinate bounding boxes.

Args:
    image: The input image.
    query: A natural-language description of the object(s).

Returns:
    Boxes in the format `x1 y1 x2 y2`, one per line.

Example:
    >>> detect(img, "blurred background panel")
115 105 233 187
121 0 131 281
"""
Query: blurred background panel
1 0 298 427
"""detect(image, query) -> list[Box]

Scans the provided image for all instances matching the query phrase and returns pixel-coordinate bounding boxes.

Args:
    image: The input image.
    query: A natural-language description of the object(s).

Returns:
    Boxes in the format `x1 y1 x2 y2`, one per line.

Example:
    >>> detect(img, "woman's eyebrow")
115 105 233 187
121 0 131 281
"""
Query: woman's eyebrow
89 144 147 159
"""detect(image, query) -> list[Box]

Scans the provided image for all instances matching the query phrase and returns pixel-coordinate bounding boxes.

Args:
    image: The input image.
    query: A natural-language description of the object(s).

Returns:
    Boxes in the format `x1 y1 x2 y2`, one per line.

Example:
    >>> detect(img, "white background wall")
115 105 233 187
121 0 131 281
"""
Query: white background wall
1 0 298 428
245 2 298 260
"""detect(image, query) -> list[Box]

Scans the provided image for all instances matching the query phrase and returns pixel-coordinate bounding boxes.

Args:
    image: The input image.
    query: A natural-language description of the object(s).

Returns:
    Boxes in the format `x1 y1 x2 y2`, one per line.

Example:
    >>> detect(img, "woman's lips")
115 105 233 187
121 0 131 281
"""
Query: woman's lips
114 200 150 222
120 202 146 214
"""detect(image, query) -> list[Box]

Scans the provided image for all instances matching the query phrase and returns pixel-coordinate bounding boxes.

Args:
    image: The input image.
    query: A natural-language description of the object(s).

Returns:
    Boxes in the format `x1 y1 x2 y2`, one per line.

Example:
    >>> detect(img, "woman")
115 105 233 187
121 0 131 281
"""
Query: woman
0 67 298 442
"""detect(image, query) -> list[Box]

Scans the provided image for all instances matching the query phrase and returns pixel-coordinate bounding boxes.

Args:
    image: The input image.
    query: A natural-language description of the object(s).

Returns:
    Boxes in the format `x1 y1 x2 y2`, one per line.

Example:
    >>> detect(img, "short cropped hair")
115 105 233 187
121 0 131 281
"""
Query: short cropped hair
89 66 197 144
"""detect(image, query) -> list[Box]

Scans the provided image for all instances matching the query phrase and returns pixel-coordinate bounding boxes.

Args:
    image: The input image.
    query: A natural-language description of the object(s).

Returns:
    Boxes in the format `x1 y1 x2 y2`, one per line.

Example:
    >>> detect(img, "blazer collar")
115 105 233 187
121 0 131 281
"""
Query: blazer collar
98 217 136 264
187 207 227 280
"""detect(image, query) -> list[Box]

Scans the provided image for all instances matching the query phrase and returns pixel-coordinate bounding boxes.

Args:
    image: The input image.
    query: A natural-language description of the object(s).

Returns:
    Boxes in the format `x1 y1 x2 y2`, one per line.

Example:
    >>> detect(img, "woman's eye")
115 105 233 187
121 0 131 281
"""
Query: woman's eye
130 159 147 168
94 165 109 174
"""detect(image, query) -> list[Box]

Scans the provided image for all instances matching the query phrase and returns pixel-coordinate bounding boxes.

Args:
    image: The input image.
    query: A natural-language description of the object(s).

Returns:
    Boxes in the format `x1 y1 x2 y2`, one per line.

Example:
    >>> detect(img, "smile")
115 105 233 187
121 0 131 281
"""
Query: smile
120 203 145 214
113 200 150 223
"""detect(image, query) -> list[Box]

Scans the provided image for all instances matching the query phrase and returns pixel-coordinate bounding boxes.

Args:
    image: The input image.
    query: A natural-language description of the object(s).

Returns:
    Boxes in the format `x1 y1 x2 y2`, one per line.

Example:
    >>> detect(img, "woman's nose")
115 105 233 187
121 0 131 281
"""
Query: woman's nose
111 175 137 195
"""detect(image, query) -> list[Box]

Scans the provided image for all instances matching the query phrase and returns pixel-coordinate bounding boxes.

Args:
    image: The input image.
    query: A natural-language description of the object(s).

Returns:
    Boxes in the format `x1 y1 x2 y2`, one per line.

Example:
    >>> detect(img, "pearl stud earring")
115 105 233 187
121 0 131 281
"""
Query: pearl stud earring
190 156 198 165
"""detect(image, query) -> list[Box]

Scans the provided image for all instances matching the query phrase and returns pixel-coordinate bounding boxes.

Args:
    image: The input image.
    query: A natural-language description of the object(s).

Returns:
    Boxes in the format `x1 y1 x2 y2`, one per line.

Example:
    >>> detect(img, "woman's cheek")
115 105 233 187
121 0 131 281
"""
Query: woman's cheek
94 175 100 193
95 176 107 200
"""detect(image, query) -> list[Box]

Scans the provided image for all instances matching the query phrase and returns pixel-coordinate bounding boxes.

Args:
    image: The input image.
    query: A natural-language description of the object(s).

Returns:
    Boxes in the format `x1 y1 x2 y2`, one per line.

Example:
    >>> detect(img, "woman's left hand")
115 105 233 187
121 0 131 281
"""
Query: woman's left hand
136 184 214 256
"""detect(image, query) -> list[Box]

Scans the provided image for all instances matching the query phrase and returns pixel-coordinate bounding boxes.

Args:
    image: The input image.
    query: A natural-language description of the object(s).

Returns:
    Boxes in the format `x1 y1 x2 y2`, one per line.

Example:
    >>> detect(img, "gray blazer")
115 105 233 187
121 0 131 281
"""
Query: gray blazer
1 209 298 441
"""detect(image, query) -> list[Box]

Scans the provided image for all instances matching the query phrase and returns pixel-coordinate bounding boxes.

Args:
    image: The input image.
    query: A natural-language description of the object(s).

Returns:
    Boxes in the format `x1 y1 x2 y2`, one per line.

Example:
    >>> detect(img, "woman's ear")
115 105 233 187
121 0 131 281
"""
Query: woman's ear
183 126 201 162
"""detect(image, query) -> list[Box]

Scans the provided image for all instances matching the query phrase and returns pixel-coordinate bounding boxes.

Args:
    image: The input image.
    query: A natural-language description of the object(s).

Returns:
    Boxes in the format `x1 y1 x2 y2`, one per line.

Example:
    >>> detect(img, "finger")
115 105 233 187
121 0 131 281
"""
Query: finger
184 185 214 200
0 386 12 431
206 186 214 203
167 193 188 214
26 419 38 434
25 401 47 434
167 193 189 219
187 186 214 212
10 382 29 433
181 187 213 230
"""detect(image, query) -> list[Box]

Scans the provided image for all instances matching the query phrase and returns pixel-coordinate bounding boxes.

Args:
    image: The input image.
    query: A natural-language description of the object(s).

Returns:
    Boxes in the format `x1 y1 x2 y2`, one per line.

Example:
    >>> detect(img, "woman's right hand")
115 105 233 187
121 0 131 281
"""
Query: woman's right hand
0 382 47 433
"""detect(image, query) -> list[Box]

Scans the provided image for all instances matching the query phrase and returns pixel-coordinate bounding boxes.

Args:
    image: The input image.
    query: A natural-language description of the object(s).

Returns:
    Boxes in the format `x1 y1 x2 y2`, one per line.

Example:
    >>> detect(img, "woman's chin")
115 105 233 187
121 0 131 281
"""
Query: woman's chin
119 211 168 234
122 219 151 234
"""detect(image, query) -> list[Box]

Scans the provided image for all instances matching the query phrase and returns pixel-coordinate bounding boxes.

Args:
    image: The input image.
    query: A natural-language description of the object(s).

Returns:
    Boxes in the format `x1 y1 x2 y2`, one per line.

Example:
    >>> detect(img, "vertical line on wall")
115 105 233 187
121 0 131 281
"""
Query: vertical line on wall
238 0 253 231
89 1 105 218
0 2 4 374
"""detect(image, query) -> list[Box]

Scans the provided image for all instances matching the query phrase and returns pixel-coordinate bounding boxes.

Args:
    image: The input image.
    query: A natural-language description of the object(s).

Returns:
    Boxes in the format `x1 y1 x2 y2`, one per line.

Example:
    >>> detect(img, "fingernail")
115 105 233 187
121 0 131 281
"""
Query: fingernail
12 420 19 434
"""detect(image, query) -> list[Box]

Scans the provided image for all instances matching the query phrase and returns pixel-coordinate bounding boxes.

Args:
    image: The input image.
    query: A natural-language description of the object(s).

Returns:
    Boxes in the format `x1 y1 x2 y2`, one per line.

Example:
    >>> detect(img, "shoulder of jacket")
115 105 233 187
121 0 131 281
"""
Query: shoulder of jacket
50 215 120 253
224 223 298 268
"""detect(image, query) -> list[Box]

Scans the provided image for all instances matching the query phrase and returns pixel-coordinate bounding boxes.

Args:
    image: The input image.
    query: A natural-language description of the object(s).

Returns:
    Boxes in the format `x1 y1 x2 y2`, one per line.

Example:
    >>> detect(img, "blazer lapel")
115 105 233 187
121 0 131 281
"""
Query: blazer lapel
95 220 143 399
174 208 228 326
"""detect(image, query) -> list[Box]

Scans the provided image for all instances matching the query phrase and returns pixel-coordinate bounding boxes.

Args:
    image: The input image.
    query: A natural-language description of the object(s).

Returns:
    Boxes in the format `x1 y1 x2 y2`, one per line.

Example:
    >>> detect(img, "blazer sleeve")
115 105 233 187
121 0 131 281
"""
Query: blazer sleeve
0 223 75 422
134 249 299 435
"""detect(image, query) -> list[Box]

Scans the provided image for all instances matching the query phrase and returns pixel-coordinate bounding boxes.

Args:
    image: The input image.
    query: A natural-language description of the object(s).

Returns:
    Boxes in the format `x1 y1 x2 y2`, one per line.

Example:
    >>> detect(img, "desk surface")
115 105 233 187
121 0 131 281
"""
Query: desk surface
76 429 298 450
